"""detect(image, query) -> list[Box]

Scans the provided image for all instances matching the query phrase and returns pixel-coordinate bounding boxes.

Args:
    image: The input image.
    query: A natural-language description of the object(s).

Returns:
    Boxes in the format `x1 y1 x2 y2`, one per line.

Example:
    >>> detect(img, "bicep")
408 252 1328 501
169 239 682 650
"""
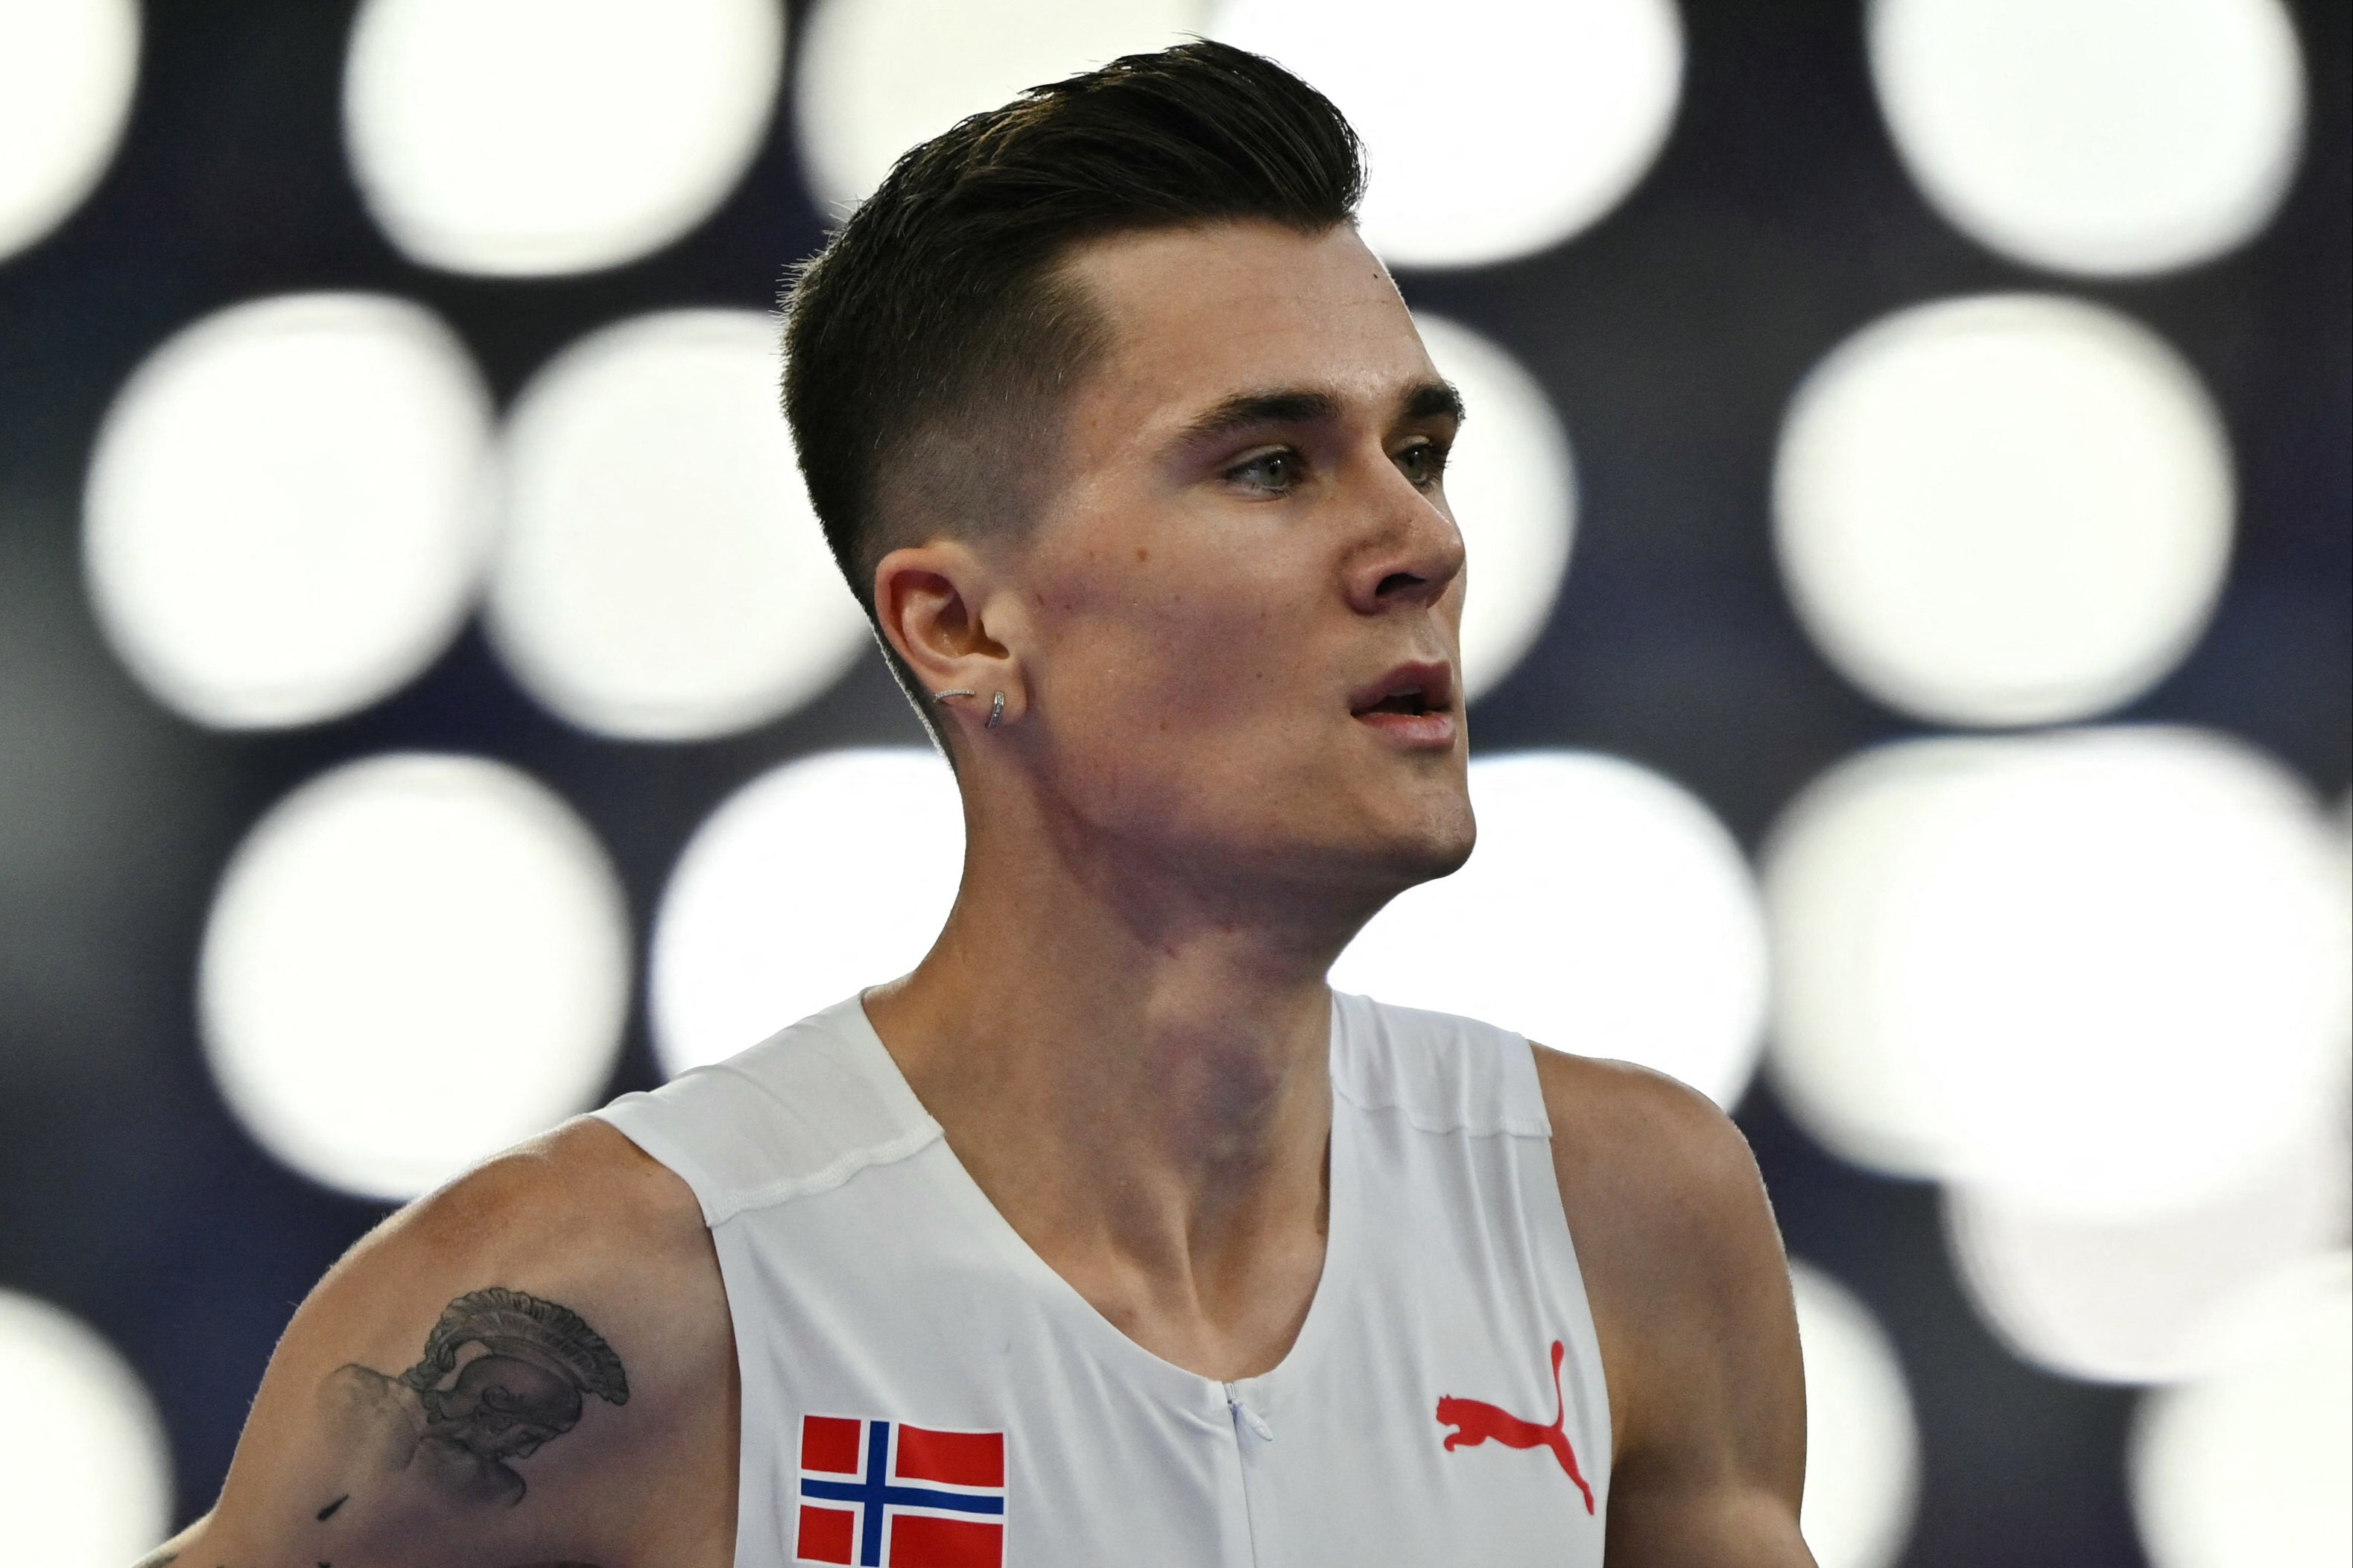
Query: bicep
1601 1155 1816 1566
165 1122 729 1568
1615 1155 1808 1513
1606 1484 1817 1568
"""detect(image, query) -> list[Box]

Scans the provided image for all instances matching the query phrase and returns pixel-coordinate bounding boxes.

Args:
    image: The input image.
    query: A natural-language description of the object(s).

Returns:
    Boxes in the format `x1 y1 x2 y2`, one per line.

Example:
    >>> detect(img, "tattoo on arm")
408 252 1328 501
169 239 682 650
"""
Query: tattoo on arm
319 1287 629 1508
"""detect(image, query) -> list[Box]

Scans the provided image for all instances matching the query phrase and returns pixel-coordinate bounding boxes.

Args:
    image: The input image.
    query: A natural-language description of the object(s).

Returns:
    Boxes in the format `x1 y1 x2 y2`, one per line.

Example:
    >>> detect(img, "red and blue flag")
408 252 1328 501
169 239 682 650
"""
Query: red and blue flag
797 1413 1006 1567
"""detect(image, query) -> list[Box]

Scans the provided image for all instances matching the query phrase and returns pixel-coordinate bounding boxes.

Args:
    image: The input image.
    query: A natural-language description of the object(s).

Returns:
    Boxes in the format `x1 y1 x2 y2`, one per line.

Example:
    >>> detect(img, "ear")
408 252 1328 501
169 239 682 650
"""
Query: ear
873 540 1028 730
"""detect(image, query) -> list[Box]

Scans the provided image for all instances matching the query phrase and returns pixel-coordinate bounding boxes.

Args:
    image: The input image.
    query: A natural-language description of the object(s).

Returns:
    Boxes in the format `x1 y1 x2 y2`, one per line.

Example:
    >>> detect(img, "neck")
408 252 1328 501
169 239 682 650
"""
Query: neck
862 779 1370 1380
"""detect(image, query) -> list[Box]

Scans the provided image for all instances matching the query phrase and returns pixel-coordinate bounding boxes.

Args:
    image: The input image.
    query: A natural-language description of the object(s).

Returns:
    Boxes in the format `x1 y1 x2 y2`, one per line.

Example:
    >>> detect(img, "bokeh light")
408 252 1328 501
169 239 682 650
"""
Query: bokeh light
795 0 1199 211
0 1289 171 1568
1330 751 1767 1107
82 293 493 729
1870 0 2305 276
1790 1262 1920 1568
1213 0 1683 269
1946 1108 2349 1384
1415 314 1577 703
2132 1252 2352 1568
344 0 785 276
1764 728 2349 1218
652 748 963 1074
0 0 139 263
486 308 871 741
1774 293 2233 729
199 754 631 1200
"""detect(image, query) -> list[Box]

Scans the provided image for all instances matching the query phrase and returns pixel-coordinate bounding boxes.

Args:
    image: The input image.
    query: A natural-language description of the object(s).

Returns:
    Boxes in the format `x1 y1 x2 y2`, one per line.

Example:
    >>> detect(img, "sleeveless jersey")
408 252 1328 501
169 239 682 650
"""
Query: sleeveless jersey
594 990 1610 1567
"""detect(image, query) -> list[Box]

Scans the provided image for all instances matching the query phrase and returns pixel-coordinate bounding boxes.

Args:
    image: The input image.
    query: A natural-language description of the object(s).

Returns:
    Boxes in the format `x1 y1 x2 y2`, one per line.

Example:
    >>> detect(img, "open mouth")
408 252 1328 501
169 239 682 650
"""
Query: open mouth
1363 690 1435 717
1349 661 1457 743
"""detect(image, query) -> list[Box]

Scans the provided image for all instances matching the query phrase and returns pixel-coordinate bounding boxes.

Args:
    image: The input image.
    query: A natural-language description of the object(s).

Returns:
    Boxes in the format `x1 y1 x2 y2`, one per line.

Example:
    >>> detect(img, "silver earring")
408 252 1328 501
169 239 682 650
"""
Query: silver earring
986 691 1005 729
932 688 976 702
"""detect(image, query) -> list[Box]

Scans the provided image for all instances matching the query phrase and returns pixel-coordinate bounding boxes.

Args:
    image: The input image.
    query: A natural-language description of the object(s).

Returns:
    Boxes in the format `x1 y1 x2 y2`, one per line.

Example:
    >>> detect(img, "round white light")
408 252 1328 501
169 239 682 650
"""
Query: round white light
1790 1263 1920 1568
1945 1111 2349 1384
344 0 785 276
796 0 1200 211
1415 314 1577 702
83 293 493 729
0 1289 171 1568
1775 294 2233 729
652 747 963 1073
1870 0 2305 276
487 310 872 741
1764 729 2349 1217
2132 1252 2352 1568
1213 0 1682 268
1331 752 1767 1106
200 754 631 1199
0 0 138 262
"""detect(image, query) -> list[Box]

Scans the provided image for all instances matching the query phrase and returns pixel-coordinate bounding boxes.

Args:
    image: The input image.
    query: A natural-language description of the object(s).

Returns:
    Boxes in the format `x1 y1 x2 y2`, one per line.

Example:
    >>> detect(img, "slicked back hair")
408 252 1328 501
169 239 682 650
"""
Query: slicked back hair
780 40 1366 749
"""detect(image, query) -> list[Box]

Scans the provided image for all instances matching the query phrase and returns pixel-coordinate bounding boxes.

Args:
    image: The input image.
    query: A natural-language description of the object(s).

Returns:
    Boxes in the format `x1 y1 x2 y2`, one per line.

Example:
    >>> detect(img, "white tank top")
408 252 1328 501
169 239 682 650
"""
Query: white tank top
595 990 1610 1567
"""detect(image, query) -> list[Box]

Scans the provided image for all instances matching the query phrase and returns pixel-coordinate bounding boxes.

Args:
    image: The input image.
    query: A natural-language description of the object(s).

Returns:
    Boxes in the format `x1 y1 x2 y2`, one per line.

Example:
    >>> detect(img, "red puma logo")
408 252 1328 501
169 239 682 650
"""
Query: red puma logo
1435 1339 1596 1514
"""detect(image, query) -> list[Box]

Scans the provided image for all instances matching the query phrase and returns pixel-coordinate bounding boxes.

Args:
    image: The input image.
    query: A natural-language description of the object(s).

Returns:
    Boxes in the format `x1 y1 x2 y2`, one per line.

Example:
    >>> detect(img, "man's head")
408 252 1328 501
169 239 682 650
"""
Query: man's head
783 42 1472 909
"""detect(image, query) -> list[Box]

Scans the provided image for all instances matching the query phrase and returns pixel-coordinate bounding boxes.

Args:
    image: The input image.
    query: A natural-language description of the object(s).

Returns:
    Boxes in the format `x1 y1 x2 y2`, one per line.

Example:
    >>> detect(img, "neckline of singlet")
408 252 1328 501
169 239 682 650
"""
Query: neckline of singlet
838 991 1363 1415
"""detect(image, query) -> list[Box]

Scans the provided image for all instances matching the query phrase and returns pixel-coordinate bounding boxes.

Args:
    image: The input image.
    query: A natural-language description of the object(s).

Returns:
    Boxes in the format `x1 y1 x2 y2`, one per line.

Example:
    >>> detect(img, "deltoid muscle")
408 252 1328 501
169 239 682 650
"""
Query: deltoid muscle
321 1285 631 1508
398 1287 632 1408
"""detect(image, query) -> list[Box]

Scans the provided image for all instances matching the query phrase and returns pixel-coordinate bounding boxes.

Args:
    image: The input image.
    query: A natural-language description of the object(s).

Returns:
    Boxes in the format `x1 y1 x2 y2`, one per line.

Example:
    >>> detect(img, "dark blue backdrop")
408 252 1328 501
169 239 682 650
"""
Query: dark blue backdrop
0 2 2343 1560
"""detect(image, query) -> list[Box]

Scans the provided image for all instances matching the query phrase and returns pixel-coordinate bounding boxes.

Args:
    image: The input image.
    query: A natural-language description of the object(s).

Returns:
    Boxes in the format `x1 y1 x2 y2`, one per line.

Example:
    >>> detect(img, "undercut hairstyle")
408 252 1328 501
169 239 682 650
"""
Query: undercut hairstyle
780 39 1366 747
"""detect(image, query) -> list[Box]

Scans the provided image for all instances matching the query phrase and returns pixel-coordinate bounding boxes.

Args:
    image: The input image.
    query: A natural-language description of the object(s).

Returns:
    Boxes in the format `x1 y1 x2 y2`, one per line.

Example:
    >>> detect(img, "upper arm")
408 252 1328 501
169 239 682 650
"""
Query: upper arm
1533 1047 1814 1568
156 1118 736 1568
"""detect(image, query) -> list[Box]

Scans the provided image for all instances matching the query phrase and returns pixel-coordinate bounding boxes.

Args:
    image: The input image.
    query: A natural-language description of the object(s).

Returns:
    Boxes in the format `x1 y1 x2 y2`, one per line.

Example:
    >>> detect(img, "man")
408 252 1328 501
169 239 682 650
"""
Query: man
145 42 1811 1568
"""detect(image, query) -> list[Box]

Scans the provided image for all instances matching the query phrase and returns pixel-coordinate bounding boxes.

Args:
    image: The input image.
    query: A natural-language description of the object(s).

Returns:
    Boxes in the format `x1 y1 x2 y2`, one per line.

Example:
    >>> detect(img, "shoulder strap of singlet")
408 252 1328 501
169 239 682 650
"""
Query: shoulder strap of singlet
593 995 942 1227
1328 989 1553 1140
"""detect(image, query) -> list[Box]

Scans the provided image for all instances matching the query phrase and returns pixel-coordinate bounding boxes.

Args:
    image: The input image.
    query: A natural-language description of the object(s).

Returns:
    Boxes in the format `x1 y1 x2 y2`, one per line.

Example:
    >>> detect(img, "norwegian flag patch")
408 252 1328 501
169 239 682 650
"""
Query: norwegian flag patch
797 1413 1006 1567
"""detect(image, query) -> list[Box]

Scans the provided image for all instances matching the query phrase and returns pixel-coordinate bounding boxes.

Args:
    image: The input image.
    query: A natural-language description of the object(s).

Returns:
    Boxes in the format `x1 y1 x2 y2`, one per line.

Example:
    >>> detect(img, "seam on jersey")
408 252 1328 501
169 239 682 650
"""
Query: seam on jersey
1332 1075 1551 1140
704 1119 943 1223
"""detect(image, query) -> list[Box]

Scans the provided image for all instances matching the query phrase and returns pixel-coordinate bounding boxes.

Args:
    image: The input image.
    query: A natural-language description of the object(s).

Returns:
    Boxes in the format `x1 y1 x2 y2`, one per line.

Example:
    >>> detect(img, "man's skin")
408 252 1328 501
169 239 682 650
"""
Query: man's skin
147 220 1811 1567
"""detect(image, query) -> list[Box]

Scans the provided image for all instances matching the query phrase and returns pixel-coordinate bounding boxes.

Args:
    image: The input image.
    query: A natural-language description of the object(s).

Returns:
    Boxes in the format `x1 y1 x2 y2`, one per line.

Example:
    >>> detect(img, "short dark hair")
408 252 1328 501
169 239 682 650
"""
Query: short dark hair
780 40 1365 746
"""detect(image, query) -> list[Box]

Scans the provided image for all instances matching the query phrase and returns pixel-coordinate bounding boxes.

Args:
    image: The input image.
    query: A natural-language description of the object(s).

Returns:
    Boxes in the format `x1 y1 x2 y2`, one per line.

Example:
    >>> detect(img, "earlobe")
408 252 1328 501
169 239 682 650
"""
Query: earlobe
928 687 1013 731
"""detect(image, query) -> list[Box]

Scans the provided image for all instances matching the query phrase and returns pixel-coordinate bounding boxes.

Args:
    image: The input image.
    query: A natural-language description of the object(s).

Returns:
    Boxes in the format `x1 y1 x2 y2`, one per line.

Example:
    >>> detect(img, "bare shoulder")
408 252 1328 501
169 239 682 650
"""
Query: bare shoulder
386 1115 714 1279
1529 1046 1776 1261
163 1117 736 1568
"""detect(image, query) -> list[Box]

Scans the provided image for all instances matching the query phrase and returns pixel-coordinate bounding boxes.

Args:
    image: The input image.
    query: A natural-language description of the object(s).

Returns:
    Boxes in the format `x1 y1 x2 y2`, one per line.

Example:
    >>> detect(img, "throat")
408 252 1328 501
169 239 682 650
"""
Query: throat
864 985 1339 1383
1017 1114 1338 1383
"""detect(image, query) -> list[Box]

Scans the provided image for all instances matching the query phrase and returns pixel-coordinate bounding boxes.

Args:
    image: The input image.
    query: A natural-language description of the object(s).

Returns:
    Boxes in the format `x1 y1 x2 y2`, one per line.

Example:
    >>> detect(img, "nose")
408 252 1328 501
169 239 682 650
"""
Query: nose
1343 457 1466 616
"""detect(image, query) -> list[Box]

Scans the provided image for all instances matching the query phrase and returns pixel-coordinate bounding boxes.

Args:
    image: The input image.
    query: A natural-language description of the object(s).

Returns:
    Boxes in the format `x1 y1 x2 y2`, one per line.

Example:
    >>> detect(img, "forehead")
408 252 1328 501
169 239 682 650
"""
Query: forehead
1060 221 1435 431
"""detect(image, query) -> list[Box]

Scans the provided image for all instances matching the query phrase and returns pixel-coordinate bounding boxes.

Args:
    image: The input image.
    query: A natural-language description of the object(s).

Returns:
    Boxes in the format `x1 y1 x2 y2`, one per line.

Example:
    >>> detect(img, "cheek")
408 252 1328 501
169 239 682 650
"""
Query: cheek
1045 561 1308 732
1024 553 1341 836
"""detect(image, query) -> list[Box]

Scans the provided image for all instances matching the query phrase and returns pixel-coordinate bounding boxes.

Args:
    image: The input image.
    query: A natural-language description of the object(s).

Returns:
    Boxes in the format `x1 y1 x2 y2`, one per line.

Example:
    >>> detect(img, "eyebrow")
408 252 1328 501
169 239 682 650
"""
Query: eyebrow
1174 379 1465 445
1177 389 1342 444
1403 379 1466 425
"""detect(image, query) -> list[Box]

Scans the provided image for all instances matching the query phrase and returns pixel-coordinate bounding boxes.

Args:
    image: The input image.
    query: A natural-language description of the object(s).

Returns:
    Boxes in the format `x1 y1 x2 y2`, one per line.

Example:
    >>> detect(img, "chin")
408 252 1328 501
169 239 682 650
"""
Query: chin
1343 789 1476 892
1390 817 1477 885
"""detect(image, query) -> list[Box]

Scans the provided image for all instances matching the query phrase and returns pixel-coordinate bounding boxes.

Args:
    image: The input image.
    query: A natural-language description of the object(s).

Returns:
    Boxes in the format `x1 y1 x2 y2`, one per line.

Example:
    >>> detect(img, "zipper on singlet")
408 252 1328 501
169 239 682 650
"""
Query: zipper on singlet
1223 1383 1272 1565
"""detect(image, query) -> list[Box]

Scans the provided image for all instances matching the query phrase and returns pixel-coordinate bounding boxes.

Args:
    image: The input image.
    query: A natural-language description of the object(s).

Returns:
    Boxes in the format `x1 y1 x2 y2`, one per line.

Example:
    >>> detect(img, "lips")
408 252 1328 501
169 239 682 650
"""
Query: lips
1350 661 1457 748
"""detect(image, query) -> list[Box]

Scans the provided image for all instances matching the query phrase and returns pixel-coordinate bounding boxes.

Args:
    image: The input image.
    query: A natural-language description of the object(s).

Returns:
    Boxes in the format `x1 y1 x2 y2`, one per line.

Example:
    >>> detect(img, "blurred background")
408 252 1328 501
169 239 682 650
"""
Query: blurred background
0 0 2346 1563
